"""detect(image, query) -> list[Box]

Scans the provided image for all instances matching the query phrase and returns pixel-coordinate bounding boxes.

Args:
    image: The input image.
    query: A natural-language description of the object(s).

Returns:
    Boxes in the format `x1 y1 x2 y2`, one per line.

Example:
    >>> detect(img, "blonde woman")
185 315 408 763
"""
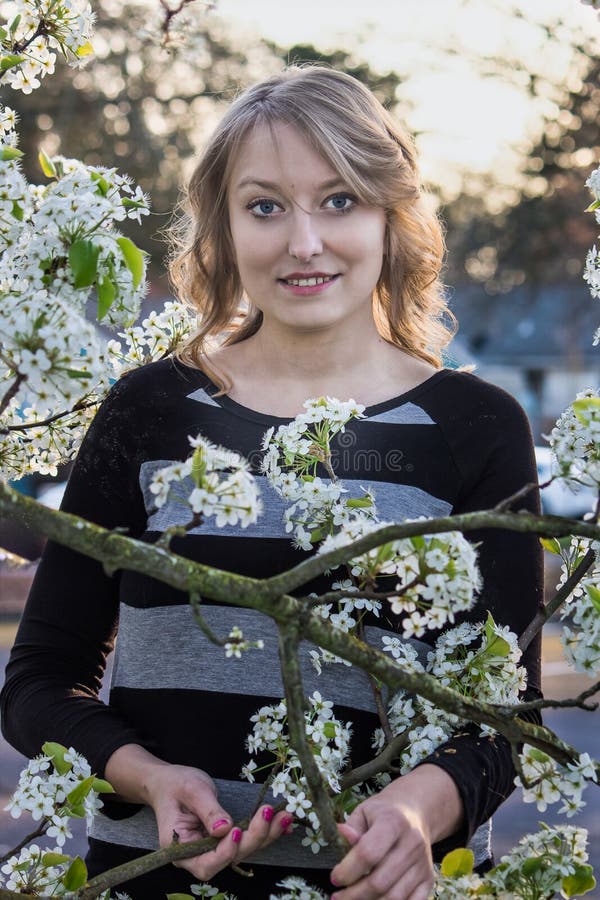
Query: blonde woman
2 67 543 899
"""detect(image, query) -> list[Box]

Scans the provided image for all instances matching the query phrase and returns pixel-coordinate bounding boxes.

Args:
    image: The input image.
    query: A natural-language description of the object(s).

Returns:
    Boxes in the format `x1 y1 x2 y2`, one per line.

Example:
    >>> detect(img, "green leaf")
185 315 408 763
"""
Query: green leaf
65 368 91 379
92 777 115 794
572 397 600 424
122 197 147 209
584 583 600 614
309 527 323 543
0 53 24 71
42 851 71 866
90 171 110 196
562 864 596 897
116 236 145 288
540 537 562 555
526 746 550 763
9 13 21 34
11 200 23 220
0 146 24 160
346 497 373 508
67 802 87 818
96 274 116 320
323 721 336 739
75 40 94 58
0 26 8 39
166 894 195 900
66 775 95 807
69 240 99 288
585 199 600 212
42 741 71 775
38 148 57 178
62 856 88 891
522 856 545 876
191 446 206 487
440 847 475 878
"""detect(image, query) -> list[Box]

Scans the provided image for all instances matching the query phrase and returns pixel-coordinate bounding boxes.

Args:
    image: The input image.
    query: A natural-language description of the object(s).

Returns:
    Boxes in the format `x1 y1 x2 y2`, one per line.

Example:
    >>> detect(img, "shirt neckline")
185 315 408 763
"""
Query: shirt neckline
184 364 452 426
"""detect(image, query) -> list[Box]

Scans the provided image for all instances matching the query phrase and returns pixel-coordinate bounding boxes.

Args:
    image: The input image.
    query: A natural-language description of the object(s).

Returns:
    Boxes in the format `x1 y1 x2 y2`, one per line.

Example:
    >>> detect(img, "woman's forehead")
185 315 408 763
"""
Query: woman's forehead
228 121 343 193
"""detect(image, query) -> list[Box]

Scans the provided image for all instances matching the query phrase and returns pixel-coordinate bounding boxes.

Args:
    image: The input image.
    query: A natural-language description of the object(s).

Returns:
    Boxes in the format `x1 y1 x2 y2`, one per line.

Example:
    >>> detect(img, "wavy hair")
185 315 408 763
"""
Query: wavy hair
168 65 454 393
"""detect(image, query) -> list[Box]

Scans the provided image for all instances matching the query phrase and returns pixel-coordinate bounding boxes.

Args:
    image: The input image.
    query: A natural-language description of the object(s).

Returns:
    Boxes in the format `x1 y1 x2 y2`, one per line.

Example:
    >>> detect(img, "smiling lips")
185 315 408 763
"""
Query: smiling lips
278 273 340 295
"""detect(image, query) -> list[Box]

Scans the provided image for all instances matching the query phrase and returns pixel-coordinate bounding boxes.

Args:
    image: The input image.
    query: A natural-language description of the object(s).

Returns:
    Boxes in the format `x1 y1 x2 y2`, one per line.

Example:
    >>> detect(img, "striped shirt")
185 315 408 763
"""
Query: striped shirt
1 357 543 885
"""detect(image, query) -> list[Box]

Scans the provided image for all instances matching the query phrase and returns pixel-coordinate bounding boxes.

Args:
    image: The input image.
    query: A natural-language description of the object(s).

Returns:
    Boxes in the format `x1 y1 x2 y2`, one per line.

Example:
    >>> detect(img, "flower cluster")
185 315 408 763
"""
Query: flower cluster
1 0 94 95
270 877 328 900
515 744 598 817
546 391 600 491
318 518 481 640
149 435 262 529
241 692 352 851
377 616 526 771
261 396 372 550
549 534 600 674
434 824 594 899
106 301 197 376
2 742 114 893
5 741 113 832
0 131 151 478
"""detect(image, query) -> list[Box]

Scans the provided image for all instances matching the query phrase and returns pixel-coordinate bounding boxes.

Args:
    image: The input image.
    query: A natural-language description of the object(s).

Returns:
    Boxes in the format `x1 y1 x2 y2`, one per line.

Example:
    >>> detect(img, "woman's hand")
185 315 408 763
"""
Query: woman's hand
104 743 292 881
329 765 464 900
144 762 292 881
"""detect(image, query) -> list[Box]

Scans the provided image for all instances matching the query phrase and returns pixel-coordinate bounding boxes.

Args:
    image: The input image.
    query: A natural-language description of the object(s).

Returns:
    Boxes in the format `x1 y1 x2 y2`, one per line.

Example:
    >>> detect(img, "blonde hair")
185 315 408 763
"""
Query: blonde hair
169 66 454 392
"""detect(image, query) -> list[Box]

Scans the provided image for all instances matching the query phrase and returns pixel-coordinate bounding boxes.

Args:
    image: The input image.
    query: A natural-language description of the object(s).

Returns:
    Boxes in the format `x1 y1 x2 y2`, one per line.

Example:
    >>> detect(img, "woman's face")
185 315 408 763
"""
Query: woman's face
226 121 386 335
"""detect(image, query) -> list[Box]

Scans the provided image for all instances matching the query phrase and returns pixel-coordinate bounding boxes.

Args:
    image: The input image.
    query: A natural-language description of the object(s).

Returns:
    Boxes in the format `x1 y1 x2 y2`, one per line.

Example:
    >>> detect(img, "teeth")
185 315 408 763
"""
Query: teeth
285 276 334 286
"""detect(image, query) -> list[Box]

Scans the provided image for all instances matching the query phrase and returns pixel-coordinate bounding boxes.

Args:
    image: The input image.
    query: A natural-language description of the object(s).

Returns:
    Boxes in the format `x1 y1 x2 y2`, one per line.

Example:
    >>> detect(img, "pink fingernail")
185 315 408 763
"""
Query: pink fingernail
211 819 229 831
280 815 293 831
231 827 242 843
262 806 274 823
330 874 339 886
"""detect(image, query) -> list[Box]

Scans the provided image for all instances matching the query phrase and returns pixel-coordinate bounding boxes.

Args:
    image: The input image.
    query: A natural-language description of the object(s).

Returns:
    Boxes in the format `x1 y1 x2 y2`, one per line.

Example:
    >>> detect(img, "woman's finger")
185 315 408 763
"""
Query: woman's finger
331 816 397 889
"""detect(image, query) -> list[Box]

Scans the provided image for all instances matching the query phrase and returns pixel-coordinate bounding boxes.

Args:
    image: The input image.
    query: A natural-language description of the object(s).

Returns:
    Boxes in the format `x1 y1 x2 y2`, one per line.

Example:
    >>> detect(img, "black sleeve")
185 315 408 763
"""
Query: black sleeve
1 373 148 777
417 375 544 857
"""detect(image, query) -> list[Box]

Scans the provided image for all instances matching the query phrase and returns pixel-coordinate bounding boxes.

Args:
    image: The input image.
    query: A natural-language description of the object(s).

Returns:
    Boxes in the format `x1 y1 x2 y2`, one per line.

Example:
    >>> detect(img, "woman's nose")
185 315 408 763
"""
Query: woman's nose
288 210 323 261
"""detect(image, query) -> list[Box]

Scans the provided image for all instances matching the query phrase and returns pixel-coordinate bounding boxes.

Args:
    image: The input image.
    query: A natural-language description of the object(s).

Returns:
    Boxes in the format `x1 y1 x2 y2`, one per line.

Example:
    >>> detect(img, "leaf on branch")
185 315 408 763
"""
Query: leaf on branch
440 847 474 877
0 53 24 71
584 583 600 614
92 777 115 794
69 239 100 288
540 536 562 555
65 775 96 808
38 147 57 178
62 856 88 891
42 851 72 866
116 236 146 288
0 146 24 160
42 741 71 775
97 274 116 320
585 199 600 212
562 864 596 898
75 40 94 58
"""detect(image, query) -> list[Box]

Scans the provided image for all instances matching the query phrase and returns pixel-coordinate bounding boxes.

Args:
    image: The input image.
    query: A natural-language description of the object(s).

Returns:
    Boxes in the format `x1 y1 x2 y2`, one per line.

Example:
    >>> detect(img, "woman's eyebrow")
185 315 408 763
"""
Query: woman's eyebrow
234 176 347 192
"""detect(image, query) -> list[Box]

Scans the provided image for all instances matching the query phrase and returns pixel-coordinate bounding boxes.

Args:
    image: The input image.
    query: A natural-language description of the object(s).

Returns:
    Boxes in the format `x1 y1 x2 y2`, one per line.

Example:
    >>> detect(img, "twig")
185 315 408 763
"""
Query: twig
492 681 600 715
5 399 98 432
494 479 548 512
519 548 597 651
0 373 26 419
0 820 49 865
278 622 348 858
189 592 227 646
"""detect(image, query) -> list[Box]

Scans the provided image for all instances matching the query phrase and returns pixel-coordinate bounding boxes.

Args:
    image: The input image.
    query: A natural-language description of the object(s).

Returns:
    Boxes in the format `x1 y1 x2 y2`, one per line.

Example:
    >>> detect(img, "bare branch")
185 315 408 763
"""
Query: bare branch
519 548 597 651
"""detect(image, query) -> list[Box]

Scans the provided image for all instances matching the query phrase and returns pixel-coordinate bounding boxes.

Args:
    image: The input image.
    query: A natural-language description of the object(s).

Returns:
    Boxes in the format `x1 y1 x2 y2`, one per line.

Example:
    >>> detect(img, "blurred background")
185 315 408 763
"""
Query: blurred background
1 0 599 886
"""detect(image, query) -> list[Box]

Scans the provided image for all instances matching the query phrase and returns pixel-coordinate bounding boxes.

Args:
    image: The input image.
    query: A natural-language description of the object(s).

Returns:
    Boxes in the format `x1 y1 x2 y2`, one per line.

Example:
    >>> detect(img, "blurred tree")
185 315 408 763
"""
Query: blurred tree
443 27 600 295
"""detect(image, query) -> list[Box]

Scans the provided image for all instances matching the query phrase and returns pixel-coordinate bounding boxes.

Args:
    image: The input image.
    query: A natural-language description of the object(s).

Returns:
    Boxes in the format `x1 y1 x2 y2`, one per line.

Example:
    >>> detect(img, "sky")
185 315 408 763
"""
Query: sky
213 0 599 197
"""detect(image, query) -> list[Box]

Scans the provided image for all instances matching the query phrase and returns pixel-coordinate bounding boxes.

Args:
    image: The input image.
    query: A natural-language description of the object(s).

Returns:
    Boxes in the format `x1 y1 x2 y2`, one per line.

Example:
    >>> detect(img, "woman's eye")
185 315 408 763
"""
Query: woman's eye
247 198 282 217
325 193 356 213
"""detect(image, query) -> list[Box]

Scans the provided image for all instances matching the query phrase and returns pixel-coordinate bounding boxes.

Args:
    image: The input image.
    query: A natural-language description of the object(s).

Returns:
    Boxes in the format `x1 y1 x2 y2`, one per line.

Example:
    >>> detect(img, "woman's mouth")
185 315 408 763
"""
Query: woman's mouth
278 274 340 295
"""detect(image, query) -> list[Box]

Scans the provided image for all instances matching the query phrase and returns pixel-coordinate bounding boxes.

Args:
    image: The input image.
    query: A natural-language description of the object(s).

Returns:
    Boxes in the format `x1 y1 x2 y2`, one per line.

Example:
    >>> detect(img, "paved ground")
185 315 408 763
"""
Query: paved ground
1 620 599 895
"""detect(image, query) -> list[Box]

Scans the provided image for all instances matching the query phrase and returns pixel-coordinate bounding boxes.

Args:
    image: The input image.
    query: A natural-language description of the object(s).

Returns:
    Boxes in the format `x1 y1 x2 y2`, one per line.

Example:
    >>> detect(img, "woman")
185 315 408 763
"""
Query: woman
1 67 543 900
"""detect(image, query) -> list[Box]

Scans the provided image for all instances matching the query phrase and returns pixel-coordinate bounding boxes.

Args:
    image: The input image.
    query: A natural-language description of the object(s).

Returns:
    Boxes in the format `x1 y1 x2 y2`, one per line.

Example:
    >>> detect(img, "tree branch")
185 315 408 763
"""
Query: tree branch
278 622 348 857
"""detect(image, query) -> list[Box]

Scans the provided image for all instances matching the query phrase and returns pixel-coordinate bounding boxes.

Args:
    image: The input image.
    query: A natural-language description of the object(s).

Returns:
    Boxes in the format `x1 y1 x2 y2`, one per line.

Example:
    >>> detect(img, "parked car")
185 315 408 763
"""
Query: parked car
535 446 597 518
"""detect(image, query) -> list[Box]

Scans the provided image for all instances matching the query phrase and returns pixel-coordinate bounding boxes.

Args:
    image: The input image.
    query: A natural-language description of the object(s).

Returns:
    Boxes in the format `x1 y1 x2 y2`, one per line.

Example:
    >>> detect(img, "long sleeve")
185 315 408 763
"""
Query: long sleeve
415 372 544 856
1 372 149 777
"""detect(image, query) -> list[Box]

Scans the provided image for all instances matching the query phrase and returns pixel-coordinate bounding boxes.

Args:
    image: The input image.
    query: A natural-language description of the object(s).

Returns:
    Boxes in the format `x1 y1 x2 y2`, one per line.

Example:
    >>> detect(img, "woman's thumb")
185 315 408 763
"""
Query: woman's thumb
337 821 362 845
